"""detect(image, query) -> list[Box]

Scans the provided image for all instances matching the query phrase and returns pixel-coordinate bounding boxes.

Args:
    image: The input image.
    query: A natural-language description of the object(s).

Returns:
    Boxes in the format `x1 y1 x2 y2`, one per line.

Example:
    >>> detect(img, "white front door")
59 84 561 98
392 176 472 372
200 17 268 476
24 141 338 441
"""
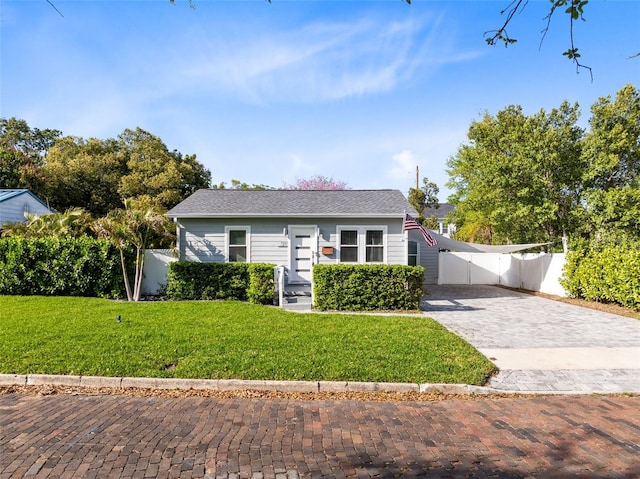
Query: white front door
289 226 316 283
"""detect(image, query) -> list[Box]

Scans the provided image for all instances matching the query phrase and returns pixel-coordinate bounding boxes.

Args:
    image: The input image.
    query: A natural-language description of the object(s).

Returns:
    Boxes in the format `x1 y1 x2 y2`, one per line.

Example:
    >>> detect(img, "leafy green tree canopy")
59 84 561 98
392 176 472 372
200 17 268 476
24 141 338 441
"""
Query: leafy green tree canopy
117 127 211 210
43 136 126 217
447 101 584 246
580 84 640 240
0 117 61 191
408 177 439 223
42 127 211 216
447 84 639 247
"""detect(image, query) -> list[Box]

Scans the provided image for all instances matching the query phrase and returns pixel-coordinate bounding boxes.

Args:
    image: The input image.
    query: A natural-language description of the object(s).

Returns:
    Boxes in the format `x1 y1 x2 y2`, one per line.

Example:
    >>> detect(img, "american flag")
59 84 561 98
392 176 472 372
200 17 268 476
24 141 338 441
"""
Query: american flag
404 214 437 247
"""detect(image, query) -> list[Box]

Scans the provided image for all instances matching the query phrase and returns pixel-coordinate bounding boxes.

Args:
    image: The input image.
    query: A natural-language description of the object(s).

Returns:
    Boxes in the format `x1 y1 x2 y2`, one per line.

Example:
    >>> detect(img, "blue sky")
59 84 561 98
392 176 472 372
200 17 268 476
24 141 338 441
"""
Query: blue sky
1 0 638 200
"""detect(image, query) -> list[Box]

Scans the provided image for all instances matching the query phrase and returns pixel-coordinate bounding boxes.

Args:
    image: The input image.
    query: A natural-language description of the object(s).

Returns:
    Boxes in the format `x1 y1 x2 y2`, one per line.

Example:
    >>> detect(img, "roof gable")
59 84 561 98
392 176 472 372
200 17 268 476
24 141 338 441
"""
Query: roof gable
0 189 50 210
167 189 415 218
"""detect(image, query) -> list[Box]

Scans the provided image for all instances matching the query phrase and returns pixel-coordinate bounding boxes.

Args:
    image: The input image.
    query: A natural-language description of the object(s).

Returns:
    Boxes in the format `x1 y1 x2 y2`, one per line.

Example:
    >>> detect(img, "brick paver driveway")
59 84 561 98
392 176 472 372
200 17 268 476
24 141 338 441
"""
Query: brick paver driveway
1 392 638 478
421 285 640 392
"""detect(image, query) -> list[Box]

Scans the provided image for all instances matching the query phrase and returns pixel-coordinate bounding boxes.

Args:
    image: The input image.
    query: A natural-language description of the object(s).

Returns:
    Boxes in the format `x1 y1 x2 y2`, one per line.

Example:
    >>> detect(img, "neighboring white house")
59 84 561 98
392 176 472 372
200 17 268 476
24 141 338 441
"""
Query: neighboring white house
0 189 52 228
423 203 456 238
166 189 439 287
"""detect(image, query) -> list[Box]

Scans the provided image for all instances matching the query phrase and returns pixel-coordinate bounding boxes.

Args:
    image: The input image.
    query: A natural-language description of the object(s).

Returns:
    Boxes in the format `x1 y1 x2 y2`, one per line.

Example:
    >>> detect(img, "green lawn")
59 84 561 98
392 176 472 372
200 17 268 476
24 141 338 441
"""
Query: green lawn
0 296 496 385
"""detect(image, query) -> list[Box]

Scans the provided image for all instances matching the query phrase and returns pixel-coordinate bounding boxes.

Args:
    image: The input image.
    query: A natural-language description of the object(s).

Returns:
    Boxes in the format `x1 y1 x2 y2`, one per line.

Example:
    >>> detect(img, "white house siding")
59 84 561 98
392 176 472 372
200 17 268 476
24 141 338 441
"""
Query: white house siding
0 194 51 227
407 229 439 285
313 218 406 265
176 217 408 267
177 219 225 262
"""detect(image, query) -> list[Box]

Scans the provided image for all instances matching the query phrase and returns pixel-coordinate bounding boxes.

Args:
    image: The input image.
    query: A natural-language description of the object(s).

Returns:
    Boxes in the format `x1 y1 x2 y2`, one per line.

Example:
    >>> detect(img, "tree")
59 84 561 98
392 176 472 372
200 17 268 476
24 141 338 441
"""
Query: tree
0 117 60 192
40 126 211 216
1 208 94 239
446 101 584 247
408 177 439 223
93 201 174 301
42 136 127 216
117 127 211 210
283 175 349 190
580 84 640 240
212 179 273 190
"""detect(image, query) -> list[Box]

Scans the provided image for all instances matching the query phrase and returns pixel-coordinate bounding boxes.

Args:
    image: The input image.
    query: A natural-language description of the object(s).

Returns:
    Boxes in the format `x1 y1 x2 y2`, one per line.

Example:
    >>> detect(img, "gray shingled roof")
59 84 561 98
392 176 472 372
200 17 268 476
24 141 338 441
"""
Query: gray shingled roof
166 189 415 218
423 203 455 219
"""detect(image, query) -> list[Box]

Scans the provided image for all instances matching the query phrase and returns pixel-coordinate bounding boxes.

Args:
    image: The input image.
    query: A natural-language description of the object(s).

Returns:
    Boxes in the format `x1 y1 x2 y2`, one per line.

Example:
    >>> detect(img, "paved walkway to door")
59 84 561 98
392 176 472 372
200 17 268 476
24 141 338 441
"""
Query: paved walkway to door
421 285 640 393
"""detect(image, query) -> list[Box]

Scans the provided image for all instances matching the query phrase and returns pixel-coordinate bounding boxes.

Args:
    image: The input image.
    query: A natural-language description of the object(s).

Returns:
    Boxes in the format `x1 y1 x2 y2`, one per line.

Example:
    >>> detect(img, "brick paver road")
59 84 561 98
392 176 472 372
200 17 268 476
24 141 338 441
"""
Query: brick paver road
1 392 639 478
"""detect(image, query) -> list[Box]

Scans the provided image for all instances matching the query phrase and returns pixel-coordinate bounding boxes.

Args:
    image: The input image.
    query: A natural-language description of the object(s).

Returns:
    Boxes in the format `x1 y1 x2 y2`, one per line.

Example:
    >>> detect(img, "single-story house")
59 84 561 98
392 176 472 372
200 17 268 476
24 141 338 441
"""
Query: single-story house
166 189 438 286
0 189 52 228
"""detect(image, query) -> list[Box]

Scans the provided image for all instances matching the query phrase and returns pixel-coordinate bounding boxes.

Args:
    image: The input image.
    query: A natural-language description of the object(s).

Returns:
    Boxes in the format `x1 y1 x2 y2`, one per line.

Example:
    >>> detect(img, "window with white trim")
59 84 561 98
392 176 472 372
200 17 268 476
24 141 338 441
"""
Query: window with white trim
366 230 384 262
339 230 359 262
337 226 386 263
408 240 418 266
225 226 250 262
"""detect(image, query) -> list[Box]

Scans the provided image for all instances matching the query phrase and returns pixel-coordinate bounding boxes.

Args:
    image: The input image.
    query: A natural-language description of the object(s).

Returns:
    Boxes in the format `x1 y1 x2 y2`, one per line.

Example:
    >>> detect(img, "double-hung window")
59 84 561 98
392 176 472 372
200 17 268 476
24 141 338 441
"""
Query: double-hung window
225 226 250 262
365 230 384 262
339 230 359 262
337 226 386 263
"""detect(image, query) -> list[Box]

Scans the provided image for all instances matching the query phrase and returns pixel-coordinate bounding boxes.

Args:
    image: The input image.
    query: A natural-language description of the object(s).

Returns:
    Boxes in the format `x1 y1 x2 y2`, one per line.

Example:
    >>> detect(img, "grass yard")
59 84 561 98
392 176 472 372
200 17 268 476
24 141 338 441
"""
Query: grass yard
0 296 496 385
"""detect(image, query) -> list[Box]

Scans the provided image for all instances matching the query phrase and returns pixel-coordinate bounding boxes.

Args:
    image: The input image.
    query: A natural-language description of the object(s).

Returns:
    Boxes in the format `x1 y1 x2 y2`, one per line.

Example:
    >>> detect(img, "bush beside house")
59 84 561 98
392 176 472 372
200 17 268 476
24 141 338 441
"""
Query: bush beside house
0 237 125 297
166 261 275 304
313 264 424 311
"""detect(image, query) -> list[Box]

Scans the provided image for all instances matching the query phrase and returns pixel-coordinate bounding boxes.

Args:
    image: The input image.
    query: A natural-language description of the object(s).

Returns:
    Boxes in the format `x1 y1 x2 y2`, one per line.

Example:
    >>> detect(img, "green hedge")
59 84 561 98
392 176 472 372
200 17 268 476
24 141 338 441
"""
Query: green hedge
166 261 275 304
313 264 425 311
561 239 640 310
0 237 125 298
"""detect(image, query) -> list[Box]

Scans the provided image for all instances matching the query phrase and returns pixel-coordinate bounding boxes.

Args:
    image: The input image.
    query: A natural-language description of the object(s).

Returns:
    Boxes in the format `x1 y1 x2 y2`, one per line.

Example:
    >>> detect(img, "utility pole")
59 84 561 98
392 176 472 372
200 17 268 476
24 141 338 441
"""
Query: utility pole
415 166 419 189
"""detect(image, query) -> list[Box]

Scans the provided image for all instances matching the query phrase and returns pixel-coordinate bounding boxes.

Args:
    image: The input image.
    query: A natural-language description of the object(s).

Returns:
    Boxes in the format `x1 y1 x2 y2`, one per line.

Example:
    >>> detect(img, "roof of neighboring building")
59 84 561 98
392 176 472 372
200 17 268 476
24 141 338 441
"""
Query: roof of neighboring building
0 189 50 210
423 203 455 219
167 189 416 218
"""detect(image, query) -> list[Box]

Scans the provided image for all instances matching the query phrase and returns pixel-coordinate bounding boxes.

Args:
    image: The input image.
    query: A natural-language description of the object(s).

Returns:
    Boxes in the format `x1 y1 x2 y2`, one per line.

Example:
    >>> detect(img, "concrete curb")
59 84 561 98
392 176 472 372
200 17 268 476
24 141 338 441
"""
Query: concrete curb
1 373 498 394
1 373 623 396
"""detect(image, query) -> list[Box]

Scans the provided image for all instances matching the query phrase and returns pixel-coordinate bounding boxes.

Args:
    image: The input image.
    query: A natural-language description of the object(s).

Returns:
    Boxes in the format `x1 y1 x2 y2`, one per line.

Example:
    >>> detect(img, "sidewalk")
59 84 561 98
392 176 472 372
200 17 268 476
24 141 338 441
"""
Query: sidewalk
421 285 640 393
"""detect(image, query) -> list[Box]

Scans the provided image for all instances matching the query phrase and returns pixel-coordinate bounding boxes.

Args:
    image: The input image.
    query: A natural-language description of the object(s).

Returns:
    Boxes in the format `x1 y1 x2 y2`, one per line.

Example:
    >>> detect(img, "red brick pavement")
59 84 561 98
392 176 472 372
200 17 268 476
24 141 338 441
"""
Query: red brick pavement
1 393 638 478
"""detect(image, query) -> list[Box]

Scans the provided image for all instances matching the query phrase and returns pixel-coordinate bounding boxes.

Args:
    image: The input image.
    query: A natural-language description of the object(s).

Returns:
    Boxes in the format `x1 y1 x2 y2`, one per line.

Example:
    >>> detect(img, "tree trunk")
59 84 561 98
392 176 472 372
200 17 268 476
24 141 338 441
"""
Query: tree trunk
119 248 133 301
133 247 145 302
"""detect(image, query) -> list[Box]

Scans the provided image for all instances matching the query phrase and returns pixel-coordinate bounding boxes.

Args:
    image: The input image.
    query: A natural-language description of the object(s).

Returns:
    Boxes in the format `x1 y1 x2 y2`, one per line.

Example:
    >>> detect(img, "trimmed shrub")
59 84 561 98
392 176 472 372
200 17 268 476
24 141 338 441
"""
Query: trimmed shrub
247 263 276 305
561 238 640 310
167 261 275 304
313 264 424 311
0 237 125 298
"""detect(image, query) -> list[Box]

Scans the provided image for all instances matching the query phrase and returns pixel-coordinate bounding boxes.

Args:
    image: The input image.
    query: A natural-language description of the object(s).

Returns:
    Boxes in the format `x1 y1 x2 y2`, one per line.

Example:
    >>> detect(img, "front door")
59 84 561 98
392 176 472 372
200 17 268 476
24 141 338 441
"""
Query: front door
289 226 316 283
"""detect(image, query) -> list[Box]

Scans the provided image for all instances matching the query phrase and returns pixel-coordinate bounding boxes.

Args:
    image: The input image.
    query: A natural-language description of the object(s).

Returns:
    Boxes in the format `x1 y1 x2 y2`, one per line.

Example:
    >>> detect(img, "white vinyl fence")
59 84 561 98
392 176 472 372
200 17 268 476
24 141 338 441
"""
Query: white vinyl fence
141 249 177 296
438 252 568 296
142 250 568 297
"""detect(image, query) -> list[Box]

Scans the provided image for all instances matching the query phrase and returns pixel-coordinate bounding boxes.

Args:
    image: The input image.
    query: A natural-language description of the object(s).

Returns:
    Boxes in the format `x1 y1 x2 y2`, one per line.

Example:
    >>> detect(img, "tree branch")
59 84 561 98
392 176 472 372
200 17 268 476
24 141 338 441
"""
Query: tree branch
46 0 64 18
562 0 593 81
484 0 527 47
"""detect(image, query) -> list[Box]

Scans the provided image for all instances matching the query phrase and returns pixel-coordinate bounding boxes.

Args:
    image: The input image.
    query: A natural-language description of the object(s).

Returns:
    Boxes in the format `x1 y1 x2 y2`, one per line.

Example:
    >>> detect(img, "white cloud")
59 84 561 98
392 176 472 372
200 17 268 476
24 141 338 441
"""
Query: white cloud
290 154 313 175
387 150 419 181
175 13 468 104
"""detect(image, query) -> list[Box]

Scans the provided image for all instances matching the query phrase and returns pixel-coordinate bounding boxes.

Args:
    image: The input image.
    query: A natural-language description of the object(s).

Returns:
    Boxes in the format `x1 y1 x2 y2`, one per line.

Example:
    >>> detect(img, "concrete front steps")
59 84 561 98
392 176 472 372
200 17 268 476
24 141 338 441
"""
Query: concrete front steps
282 283 312 312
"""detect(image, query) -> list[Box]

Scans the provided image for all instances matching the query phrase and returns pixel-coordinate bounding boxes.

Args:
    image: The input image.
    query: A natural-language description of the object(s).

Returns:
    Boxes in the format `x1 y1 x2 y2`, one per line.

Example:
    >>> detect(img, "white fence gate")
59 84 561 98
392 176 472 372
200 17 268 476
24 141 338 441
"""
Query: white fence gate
438 252 567 297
